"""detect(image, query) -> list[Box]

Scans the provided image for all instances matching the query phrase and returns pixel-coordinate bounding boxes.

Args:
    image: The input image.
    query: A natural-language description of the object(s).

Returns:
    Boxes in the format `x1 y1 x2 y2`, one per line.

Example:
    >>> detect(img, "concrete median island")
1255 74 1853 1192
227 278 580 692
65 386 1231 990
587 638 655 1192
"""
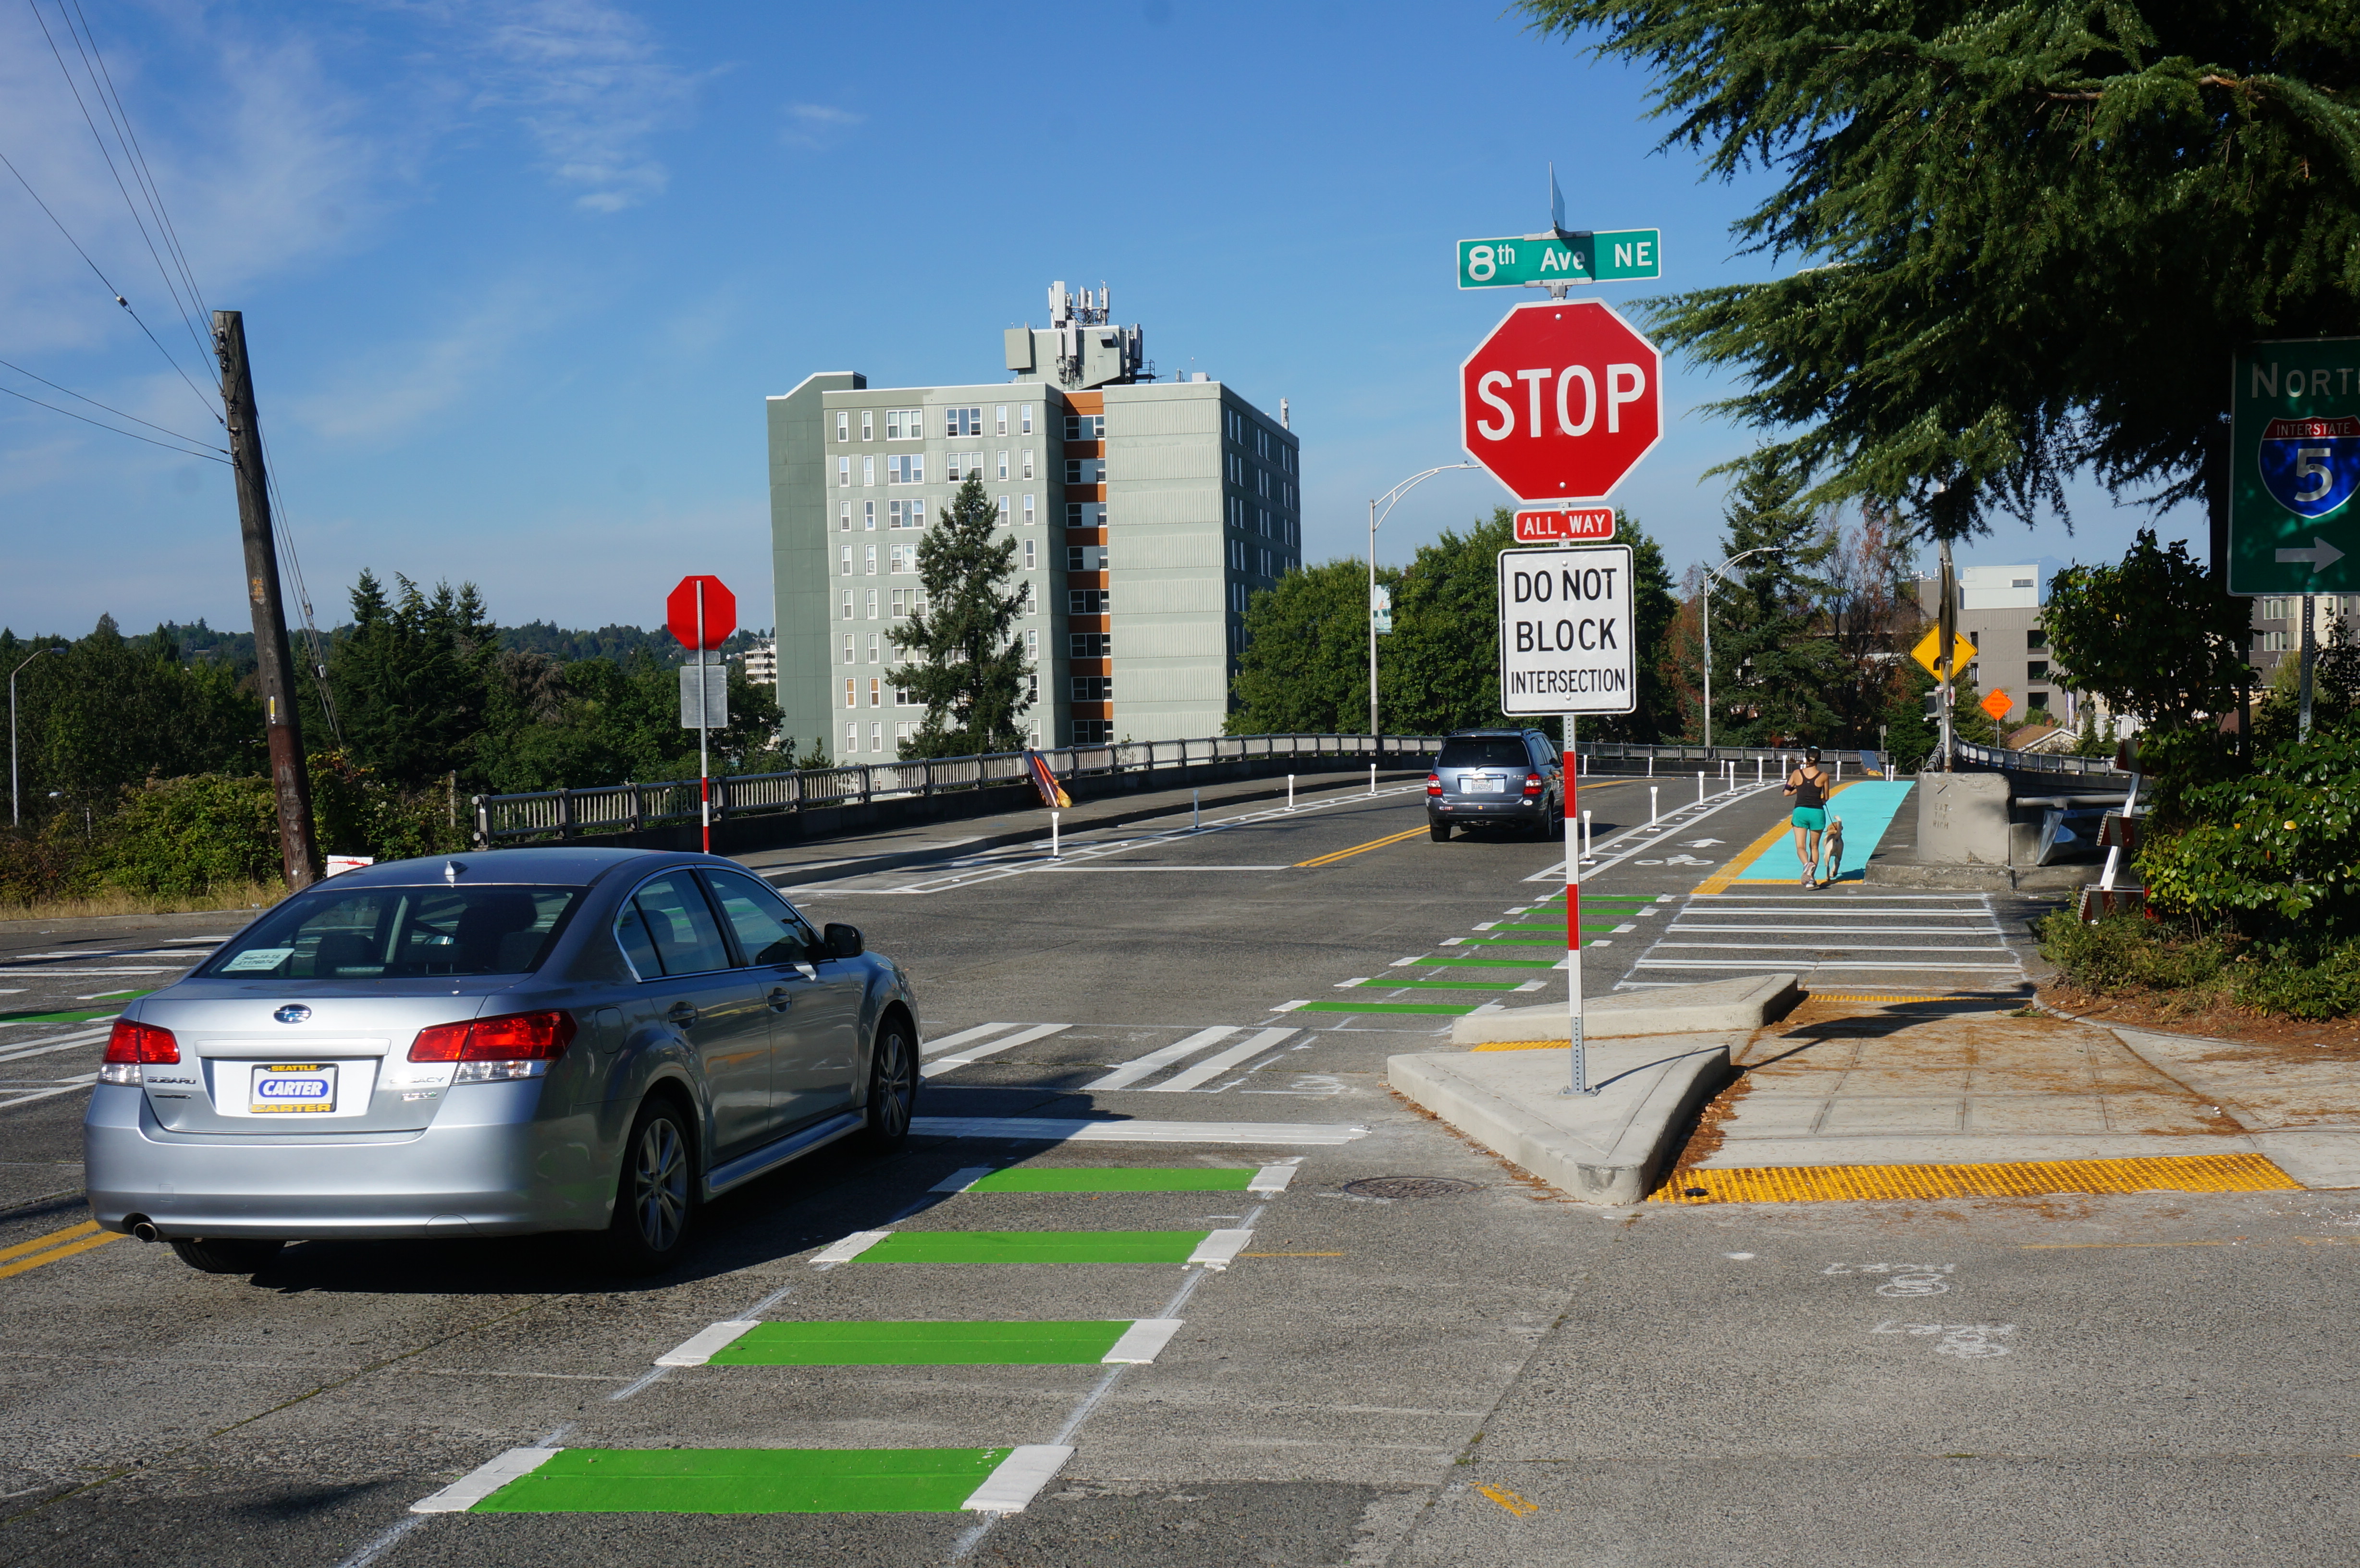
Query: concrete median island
1386 975 1800 1205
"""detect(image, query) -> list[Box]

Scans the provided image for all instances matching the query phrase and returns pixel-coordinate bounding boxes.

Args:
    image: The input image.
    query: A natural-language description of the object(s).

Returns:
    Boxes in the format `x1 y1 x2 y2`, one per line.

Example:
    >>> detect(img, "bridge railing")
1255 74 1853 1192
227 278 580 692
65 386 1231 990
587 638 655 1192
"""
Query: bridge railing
472 732 1447 845
1952 738 2118 777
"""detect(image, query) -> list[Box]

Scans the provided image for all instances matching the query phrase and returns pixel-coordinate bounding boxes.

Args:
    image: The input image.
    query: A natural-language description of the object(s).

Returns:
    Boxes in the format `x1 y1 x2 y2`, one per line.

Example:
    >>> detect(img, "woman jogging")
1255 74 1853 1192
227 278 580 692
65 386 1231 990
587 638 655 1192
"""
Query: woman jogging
1783 748 1831 890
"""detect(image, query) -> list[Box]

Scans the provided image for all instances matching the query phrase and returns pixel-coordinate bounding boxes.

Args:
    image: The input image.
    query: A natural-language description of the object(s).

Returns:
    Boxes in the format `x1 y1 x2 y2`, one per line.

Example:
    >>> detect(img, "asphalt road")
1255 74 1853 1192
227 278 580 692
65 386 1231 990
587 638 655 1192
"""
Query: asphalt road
5 780 2352 1568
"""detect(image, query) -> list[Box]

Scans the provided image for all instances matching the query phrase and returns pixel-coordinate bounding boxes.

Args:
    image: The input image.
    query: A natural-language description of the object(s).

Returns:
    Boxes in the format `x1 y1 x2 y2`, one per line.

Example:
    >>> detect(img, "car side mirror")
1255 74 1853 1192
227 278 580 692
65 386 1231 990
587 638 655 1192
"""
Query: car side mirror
824 922 864 959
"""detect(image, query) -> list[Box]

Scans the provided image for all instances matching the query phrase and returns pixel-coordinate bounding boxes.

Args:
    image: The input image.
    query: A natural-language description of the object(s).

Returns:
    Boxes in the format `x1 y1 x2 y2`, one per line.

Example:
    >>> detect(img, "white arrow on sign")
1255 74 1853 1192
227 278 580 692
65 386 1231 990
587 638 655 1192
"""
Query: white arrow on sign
2276 536 2347 572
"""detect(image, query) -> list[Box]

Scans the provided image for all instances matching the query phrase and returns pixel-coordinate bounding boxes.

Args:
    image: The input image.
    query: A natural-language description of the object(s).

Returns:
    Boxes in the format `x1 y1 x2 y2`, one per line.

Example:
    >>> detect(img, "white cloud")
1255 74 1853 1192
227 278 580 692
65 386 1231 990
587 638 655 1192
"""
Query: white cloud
458 0 699 212
781 101 861 150
291 275 567 441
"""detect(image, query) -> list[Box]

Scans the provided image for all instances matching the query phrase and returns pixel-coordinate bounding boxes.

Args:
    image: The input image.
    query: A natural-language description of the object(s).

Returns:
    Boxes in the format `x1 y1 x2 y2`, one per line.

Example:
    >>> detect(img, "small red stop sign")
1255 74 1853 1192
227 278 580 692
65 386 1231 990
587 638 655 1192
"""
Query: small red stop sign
1461 301 1663 503
666 575 737 650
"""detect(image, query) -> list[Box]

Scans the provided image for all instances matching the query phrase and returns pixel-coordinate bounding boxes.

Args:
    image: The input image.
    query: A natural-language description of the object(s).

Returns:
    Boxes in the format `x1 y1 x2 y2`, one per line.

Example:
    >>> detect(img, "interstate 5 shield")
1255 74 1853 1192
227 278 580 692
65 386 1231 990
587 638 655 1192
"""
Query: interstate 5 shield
1496 544 1636 717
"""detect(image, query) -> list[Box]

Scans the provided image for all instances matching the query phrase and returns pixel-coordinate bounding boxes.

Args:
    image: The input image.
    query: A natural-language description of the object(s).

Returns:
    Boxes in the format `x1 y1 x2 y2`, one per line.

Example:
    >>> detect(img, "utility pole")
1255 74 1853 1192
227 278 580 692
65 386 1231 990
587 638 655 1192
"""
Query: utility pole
214 309 320 891
1936 538 1957 771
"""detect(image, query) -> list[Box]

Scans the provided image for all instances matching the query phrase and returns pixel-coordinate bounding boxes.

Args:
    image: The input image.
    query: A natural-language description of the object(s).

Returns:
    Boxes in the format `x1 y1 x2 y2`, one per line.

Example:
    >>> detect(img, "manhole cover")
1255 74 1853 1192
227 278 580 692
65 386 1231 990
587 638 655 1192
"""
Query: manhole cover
1342 1176 1482 1200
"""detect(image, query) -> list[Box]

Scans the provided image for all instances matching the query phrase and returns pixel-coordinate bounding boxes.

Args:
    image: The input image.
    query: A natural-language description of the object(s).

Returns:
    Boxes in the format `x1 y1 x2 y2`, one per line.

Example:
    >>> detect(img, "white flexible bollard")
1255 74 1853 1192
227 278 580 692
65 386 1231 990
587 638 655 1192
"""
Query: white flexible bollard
1288 774 1295 810
1051 810 1060 859
1582 809 1594 862
1756 756 1763 784
1650 786 1659 824
1369 763 1377 796
1696 770 1705 805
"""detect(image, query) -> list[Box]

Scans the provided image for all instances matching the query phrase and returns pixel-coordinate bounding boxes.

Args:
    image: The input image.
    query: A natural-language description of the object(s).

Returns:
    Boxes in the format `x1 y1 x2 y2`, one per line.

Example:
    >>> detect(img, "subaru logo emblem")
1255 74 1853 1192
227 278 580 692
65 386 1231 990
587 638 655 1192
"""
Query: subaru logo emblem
274 1004 312 1025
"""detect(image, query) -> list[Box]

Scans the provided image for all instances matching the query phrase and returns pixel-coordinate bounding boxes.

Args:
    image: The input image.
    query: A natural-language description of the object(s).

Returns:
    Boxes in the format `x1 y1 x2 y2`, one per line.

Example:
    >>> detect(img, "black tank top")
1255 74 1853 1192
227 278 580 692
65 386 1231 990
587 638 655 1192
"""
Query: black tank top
1792 768 1826 808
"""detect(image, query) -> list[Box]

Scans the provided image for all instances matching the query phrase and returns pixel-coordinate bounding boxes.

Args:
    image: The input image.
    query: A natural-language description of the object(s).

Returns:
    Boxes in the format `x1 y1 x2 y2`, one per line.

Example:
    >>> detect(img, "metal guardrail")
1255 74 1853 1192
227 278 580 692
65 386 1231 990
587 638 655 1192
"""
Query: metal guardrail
1953 739 2118 777
472 733 1448 845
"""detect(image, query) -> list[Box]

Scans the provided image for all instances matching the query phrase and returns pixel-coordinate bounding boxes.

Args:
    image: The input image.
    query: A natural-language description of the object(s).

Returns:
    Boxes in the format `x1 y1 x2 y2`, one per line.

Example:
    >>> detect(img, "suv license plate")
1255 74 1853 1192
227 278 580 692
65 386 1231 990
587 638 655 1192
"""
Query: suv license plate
1469 778 1503 794
252 1063 337 1114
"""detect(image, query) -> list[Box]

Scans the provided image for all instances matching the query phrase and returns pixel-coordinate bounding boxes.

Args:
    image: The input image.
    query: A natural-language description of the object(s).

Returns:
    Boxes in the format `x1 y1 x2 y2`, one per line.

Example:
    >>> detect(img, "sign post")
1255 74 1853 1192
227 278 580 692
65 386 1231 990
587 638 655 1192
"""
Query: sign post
1497 545 1637 1097
666 575 738 854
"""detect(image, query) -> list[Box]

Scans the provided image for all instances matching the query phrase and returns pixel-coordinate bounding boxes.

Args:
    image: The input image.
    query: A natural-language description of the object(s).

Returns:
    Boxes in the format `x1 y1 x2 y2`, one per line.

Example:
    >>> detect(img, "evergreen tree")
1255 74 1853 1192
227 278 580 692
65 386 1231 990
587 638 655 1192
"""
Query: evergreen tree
1693 468 1841 745
331 571 499 787
1518 0 2360 554
888 476 1031 758
1383 511 1516 736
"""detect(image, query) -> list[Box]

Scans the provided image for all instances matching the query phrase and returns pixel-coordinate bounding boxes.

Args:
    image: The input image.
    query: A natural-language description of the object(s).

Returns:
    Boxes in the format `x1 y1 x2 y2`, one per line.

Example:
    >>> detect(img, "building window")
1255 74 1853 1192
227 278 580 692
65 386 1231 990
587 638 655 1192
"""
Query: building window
841 633 854 665
865 544 877 575
1018 580 1036 614
1074 720 1111 745
1027 673 1039 705
1064 457 1105 485
1258 548 1271 578
836 410 849 442
887 454 924 484
885 408 924 440
1021 406 1033 435
1063 414 1104 440
863 501 876 530
997 495 1010 525
996 450 1010 480
840 589 854 620
865 588 878 619
843 679 856 710
866 678 879 708
862 455 875 487
1069 589 1110 614
2028 660 2049 680
946 406 982 438
1022 494 1036 527
890 545 916 574
1021 449 1035 480
1024 539 1036 570
2028 691 2050 711
860 410 873 441
866 633 879 663
1025 628 1039 658
1068 544 1106 572
869 720 883 751
995 405 1008 436
839 545 852 576
837 501 850 531
1070 632 1111 658
837 456 850 488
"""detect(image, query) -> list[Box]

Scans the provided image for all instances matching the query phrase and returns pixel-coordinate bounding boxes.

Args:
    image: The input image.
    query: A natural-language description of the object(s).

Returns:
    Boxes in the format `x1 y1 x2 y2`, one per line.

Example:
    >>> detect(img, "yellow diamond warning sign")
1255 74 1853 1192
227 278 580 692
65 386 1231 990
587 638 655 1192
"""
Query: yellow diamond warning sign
1911 628 1978 684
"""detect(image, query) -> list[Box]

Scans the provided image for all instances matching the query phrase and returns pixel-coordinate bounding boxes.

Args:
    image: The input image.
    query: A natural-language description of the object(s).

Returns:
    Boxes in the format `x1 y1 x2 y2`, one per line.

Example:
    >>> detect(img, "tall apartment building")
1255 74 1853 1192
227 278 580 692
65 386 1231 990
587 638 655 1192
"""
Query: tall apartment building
2251 593 2357 679
1915 565 2070 727
766 284 1300 760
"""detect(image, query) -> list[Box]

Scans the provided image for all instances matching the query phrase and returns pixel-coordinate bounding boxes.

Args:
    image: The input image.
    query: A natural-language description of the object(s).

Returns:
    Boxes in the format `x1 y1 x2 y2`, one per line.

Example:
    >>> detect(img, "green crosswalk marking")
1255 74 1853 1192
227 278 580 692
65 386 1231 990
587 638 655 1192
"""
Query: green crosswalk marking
1415 956 1560 968
967 1167 1254 1193
860 1230 1207 1264
0 990 155 1025
712 1320 1130 1366
1389 979 1528 991
1292 1000 1477 1015
472 1446 1007 1514
1462 936 1567 946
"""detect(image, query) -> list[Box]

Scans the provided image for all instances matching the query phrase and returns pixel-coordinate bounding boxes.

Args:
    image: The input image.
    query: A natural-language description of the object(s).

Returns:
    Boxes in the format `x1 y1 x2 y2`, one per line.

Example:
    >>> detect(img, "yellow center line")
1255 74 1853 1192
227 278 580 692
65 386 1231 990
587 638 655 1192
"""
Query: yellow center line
1294 825 1427 868
0 1228 121 1281
0 1219 98 1264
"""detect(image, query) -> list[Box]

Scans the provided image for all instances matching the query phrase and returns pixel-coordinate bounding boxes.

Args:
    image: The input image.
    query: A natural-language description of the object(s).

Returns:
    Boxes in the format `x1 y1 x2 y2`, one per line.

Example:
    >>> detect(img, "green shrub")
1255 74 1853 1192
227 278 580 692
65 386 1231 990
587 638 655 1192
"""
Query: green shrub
2037 911 2238 995
98 775 281 896
2137 730 2360 939
2236 944 2360 1020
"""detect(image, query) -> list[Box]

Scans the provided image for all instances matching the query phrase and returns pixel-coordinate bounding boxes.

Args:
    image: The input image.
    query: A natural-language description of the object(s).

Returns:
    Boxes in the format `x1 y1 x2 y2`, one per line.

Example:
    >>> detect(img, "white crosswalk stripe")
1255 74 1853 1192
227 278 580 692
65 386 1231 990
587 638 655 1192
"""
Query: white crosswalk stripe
1082 1026 1240 1091
919 1023 1071 1078
1140 1028 1297 1094
1620 890 2028 993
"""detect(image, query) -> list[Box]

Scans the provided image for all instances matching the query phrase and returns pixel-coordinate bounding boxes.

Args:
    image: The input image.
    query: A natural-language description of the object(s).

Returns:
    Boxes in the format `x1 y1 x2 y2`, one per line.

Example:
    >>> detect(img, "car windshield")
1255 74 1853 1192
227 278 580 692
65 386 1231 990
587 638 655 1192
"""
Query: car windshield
198 885 584 980
1438 738 1529 769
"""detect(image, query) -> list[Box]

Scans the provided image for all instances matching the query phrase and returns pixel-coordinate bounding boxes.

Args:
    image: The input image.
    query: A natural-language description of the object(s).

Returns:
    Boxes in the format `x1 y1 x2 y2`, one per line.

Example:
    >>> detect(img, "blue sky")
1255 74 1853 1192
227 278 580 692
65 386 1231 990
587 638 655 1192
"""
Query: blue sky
1 0 2203 642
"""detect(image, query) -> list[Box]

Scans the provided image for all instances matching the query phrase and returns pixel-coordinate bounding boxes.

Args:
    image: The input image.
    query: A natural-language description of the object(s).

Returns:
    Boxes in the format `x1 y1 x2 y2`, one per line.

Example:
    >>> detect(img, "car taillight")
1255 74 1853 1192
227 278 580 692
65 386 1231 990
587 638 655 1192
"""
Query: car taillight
1426 773 1443 796
409 1009 577 1063
104 1018 178 1064
1523 773 1544 795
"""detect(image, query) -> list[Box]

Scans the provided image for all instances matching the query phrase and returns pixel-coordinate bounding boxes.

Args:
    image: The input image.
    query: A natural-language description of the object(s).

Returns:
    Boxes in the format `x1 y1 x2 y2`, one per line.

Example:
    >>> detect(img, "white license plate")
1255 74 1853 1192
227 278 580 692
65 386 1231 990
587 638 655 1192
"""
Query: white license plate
1467 778 1504 794
251 1063 337 1115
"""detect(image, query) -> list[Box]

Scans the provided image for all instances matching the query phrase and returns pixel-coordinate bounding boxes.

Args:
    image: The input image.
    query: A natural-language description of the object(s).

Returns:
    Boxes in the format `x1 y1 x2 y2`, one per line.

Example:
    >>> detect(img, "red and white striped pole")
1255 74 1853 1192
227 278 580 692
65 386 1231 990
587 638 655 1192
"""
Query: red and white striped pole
697 580 711 855
1565 711 1590 1096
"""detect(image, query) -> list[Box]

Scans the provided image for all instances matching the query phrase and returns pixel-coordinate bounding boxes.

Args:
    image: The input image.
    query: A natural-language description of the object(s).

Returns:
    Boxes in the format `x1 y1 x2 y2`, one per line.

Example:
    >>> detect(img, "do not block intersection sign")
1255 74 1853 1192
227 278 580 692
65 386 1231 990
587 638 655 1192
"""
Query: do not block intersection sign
1496 545 1636 717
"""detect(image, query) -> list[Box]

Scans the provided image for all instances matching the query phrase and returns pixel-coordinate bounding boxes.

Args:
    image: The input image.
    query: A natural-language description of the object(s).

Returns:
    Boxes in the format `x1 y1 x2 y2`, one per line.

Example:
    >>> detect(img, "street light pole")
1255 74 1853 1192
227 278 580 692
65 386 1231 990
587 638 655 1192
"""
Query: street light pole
9 647 58 828
1367 464 1478 736
1697 547 1785 751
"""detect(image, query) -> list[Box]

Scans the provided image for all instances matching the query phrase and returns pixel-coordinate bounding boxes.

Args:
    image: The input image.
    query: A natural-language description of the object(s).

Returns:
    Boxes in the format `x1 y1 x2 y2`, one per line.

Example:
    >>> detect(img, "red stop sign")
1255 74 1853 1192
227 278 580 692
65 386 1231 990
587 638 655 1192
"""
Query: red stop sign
1461 301 1663 503
666 575 737 650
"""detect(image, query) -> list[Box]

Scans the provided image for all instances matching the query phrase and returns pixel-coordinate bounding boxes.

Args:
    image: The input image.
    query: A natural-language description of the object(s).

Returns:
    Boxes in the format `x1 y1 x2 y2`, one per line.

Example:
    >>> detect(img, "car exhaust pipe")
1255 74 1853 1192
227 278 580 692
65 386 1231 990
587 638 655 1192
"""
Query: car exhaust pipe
128 1218 160 1243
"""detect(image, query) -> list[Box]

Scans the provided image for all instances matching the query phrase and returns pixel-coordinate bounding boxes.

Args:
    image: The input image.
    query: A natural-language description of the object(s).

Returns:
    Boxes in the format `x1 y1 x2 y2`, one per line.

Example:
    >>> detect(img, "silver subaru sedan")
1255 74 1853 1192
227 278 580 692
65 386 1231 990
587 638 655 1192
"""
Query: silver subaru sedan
84 847 920 1276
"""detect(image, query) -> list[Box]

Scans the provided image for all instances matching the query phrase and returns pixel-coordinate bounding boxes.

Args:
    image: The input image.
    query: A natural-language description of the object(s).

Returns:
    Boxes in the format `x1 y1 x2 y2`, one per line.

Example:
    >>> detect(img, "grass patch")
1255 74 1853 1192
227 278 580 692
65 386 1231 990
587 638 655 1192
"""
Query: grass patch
2038 912 2360 1022
0 881 283 926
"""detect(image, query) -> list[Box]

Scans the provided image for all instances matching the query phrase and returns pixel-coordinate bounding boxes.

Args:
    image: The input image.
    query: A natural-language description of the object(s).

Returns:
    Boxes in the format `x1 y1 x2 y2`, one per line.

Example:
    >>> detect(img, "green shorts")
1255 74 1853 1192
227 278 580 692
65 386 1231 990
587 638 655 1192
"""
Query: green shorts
1792 807 1828 831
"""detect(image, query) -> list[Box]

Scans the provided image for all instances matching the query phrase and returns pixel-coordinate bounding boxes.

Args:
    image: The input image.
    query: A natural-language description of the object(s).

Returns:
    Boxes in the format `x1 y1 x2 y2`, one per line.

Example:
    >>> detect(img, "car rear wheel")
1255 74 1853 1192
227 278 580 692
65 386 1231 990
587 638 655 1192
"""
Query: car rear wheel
600 1099 694 1275
863 1017 917 1152
1429 821 1450 842
169 1237 284 1275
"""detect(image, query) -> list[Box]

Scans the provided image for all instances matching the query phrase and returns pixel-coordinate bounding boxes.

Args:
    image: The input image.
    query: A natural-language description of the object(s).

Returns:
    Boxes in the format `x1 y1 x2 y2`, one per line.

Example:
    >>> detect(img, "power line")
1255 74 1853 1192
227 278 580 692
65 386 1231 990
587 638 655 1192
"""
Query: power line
0 355 226 449
0 380 228 461
26 0 216 417
0 147 218 420
254 422 344 744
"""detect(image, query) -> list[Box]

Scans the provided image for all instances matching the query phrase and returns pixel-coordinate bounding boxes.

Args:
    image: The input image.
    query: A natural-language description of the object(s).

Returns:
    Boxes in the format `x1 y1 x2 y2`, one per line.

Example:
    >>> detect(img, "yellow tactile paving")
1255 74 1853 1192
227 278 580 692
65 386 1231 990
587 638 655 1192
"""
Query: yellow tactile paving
1647 1152 2303 1204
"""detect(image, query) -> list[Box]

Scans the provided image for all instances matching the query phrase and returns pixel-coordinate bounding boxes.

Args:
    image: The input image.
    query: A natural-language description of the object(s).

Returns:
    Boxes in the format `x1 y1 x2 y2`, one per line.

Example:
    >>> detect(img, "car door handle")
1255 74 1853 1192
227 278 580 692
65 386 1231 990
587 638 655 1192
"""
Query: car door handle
667 1001 698 1028
766 987 793 1013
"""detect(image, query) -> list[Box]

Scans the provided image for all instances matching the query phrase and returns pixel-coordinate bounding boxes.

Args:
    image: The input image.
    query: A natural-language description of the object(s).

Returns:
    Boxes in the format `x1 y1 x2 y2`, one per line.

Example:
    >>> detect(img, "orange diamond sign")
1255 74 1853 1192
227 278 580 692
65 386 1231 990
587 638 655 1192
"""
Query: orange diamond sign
1980 688 2014 722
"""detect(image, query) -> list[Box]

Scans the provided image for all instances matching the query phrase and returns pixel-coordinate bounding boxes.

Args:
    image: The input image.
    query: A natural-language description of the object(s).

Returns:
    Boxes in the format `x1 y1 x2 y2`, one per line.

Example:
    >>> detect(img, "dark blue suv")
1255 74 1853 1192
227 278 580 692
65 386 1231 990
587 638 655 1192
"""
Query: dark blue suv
1426 729 1563 841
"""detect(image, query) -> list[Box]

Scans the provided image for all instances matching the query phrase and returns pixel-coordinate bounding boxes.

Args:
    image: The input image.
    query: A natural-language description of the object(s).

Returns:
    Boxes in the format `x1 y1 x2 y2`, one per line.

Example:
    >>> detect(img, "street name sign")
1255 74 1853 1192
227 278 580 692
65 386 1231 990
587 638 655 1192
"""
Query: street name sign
1513 507 1615 544
1496 544 1636 717
2230 337 2360 594
1458 231 1660 289
1462 301 1663 503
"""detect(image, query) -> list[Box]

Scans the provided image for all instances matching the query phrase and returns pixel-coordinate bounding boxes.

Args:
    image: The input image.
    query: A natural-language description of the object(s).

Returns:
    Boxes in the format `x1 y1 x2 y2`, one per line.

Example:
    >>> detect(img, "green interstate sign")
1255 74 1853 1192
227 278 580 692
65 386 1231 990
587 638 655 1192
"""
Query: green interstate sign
2231 336 2360 594
1456 230 1660 289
